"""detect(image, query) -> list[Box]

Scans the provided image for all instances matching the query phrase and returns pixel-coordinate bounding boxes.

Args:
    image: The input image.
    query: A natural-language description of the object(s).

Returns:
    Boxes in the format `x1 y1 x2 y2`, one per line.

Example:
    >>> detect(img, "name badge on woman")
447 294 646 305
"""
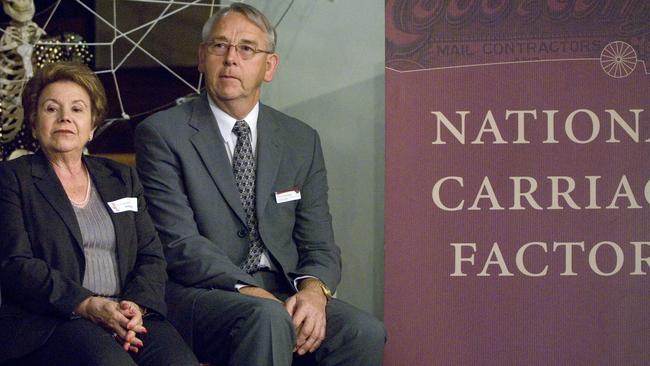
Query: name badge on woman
108 197 138 213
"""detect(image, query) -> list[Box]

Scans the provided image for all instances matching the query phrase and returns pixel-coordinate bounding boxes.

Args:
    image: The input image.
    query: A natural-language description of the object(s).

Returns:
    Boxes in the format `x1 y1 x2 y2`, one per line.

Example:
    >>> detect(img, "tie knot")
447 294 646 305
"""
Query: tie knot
232 120 251 137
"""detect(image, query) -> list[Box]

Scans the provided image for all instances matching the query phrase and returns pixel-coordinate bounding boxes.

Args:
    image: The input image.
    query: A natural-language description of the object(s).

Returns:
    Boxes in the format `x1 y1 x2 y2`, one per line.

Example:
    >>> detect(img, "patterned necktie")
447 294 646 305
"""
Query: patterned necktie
232 120 265 273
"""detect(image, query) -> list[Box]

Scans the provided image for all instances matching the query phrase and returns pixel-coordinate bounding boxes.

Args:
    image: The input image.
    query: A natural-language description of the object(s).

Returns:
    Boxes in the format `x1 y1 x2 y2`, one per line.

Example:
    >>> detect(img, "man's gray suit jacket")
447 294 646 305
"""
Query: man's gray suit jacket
134 94 342 295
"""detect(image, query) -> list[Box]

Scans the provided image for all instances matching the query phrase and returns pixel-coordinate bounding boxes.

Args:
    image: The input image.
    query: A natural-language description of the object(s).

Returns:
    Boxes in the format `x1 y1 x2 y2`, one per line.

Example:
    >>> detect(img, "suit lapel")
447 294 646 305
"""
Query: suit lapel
32 152 84 250
188 95 247 225
256 104 283 217
84 157 131 283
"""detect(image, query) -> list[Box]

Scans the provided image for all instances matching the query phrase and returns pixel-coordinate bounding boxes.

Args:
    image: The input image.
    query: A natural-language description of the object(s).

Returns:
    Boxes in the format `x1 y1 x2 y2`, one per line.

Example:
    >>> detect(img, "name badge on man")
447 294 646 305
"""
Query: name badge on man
275 188 301 203
108 197 138 213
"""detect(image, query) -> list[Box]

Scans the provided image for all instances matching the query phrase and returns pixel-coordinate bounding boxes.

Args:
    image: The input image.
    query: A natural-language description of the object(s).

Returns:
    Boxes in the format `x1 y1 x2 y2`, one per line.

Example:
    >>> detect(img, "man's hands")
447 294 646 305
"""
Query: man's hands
238 279 329 355
286 279 328 355
74 297 147 353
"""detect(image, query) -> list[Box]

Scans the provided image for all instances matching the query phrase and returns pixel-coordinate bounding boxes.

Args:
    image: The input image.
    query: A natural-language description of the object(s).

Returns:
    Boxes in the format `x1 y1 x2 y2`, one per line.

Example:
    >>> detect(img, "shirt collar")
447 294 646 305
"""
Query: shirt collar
207 98 259 140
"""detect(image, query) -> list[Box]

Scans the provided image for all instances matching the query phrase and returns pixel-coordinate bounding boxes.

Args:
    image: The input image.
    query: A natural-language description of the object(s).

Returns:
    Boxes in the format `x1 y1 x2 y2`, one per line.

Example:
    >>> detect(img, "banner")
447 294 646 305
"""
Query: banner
384 1 650 364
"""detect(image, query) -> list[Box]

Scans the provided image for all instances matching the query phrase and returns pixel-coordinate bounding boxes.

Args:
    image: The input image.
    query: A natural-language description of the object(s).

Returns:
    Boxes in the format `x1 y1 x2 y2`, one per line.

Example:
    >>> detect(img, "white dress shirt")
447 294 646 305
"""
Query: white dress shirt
207 99 273 270
207 99 315 291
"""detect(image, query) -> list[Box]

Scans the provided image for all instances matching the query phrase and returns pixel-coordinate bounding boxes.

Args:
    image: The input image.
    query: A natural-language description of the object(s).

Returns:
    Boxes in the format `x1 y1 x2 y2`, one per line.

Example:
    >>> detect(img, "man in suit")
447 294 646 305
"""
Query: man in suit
134 2 385 366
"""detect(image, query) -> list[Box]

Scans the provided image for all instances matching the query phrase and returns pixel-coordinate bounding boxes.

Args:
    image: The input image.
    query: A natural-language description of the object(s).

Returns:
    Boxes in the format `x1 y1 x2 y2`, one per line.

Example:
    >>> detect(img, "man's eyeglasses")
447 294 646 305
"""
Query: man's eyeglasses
203 41 273 60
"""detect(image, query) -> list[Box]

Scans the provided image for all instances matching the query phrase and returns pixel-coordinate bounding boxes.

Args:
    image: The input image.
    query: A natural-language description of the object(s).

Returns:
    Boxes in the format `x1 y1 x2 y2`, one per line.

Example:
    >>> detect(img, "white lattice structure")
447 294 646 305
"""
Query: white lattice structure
1 1 294 158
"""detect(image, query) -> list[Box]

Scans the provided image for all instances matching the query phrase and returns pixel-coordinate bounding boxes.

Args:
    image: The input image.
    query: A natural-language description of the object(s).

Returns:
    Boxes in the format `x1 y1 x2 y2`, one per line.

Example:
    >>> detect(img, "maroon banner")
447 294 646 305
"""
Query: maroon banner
385 1 650 365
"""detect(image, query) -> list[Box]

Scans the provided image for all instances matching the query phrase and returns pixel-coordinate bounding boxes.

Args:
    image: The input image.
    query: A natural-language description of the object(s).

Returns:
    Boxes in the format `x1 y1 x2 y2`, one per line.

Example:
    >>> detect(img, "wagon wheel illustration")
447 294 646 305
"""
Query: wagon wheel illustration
600 41 637 78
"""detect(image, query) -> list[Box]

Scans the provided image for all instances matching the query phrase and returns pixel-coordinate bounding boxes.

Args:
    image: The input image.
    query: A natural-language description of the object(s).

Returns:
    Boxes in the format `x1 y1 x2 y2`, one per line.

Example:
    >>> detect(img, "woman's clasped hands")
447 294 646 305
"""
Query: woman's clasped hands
74 297 147 353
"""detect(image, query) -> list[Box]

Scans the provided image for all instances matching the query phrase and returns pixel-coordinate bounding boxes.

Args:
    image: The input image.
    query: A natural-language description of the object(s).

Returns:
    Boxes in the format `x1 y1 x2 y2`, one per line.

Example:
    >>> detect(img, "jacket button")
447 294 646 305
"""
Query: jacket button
237 228 247 238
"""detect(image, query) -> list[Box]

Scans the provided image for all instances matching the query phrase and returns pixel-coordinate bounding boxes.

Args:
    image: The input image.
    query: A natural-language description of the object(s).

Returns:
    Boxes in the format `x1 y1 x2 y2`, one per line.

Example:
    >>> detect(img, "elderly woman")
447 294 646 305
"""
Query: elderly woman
0 62 198 366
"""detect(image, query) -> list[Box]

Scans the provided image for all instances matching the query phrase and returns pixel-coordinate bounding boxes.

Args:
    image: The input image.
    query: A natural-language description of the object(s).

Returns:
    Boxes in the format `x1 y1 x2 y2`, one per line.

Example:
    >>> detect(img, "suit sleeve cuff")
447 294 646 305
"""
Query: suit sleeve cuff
235 281 255 291
293 275 318 291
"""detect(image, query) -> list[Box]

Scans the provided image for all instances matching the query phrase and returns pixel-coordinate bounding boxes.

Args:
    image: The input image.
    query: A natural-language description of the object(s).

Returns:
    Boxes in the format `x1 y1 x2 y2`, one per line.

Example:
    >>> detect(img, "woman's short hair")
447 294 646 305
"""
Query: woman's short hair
22 62 108 130
201 2 276 52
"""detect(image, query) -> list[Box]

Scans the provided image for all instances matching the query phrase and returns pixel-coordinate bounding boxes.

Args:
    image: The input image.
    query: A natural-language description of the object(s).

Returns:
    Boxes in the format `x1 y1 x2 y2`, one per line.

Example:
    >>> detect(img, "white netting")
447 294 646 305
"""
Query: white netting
0 0 295 158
